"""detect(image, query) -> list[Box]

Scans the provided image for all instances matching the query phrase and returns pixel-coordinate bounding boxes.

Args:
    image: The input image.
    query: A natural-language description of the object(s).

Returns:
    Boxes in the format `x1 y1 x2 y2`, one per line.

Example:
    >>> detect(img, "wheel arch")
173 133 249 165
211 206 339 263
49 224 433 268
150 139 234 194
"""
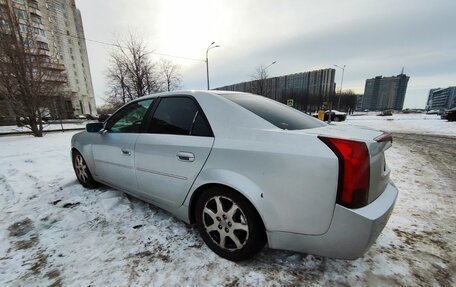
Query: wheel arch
71 147 80 156
70 139 96 178
187 179 267 238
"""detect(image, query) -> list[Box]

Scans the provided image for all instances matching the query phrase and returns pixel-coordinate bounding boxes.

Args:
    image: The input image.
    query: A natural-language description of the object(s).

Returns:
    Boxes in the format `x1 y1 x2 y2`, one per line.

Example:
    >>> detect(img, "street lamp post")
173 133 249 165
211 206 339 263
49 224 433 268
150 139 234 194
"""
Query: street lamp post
260 61 276 97
264 61 276 71
206 42 220 90
334 64 346 110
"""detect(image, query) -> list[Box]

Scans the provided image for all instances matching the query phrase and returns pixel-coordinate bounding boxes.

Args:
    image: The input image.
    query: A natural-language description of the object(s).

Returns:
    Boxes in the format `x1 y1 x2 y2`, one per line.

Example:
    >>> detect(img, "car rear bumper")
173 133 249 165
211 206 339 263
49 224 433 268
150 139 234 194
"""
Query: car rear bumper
267 181 398 259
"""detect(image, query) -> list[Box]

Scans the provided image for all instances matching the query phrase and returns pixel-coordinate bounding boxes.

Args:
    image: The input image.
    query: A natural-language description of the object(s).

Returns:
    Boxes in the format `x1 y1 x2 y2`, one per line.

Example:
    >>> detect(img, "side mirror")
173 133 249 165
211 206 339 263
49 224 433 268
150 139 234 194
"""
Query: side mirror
86 122 104 133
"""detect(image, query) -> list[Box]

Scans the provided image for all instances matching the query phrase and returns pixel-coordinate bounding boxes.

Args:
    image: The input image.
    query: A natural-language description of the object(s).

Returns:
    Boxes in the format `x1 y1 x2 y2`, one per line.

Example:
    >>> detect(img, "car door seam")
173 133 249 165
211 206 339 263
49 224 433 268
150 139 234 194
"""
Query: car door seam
180 137 216 206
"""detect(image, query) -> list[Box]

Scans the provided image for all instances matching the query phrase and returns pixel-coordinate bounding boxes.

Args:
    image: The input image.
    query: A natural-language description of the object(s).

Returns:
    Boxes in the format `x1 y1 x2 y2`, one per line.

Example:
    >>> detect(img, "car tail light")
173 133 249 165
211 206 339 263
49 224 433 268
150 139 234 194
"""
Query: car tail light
319 136 370 208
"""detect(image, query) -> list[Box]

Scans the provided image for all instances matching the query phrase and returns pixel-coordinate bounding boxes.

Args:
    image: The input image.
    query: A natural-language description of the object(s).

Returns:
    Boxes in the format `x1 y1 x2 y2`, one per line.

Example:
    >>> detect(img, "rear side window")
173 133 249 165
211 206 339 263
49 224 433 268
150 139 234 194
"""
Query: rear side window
219 93 326 130
148 97 212 136
191 111 212 137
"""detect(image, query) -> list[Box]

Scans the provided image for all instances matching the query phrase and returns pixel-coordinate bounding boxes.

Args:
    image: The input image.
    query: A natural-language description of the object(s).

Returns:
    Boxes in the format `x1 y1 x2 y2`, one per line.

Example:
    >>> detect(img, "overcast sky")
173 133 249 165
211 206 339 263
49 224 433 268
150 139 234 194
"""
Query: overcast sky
75 0 456 109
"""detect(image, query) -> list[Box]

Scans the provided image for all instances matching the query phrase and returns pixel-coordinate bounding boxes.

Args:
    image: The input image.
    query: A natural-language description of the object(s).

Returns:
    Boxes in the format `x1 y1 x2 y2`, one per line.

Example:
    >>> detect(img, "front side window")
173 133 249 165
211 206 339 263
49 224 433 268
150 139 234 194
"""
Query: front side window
148 97 212 136
107 99 153 133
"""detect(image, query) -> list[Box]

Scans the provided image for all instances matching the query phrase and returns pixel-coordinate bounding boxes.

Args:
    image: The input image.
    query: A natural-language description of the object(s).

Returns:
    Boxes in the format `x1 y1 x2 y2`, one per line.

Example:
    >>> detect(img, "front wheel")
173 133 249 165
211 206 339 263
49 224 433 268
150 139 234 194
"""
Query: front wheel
72 151 98 188
195 187 266 261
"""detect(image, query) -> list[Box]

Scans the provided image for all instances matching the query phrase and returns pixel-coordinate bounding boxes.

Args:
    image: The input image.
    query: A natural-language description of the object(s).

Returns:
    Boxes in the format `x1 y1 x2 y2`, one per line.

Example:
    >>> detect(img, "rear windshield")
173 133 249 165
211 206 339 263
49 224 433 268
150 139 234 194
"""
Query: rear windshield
219 93 326 130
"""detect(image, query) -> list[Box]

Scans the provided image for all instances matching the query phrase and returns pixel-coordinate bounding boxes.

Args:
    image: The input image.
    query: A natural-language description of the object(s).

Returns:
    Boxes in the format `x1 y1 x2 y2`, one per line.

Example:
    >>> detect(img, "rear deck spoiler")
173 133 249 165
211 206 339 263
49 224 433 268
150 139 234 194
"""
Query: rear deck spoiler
374 132 393 143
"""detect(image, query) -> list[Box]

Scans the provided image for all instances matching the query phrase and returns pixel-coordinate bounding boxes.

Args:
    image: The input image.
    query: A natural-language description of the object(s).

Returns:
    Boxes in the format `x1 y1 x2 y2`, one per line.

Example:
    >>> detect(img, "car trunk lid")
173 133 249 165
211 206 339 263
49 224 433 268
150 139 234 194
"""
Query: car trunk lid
292 125 393 205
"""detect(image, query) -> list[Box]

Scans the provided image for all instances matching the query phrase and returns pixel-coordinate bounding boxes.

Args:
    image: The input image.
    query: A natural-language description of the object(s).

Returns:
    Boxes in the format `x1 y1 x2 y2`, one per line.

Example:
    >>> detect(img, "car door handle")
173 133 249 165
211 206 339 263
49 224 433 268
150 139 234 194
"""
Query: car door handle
177 152 194 162
121 148 131 156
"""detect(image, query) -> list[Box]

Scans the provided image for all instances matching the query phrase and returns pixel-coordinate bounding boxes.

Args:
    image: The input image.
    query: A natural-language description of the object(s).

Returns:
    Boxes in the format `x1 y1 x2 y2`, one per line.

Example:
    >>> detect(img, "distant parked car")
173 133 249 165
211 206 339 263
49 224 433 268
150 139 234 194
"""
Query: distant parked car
77 114 98 120
71 91 397 261
426 110 440 115
441 110 448 120
17 116 47 126
312 110 347 121
378 110 393 116
326 110 347 121
85 114 98 120
76 114 87 120
97 114 111 122
445 107 456 122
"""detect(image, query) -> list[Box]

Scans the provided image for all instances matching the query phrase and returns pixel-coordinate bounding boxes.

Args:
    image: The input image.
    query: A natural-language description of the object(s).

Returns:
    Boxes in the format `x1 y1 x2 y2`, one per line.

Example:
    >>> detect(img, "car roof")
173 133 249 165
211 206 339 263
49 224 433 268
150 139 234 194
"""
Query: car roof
136 90 251 101
126 90 277 137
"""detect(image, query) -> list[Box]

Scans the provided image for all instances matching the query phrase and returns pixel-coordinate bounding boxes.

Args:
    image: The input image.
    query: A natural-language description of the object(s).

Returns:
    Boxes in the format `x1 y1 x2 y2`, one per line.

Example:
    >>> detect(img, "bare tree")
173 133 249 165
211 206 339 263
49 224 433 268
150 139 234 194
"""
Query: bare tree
0 1 67 137
96 103 117 115
158 58 182 92
251 65 270 96
105 33 161 107
105 53 130 107
335 89 358 113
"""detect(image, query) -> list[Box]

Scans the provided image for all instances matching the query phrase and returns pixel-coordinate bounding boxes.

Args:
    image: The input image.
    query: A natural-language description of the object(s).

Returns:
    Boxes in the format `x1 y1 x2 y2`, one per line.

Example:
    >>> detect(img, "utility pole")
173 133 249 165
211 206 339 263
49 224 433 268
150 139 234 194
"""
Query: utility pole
334 64 346 110
206 42 220 90
264 61 276 71
262 61 276 96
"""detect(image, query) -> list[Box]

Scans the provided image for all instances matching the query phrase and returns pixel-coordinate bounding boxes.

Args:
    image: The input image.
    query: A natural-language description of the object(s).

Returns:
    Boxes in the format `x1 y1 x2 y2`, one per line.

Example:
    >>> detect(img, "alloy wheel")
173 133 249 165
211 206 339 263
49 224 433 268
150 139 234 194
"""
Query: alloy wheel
202 196 249 251
74 154 89 183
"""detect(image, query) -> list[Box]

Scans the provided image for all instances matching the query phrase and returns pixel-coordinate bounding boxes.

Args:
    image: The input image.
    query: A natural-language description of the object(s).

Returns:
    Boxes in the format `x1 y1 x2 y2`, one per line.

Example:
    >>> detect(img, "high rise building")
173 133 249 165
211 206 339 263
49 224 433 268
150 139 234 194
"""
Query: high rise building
46 0 95 117
360 73 409 111
426 86 456 110
0 0 95 119
216 68 336 112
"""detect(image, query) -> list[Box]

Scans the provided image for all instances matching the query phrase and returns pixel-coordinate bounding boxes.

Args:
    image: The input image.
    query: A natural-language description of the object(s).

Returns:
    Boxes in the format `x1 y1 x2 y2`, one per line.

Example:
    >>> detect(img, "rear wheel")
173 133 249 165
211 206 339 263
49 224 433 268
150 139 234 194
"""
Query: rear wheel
195 187 266 261
72 151 98 188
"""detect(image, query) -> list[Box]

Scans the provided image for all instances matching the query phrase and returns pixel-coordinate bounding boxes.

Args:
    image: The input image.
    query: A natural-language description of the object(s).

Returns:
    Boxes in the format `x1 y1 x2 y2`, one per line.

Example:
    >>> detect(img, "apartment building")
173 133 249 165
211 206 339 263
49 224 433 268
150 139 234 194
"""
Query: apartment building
0 0 95 119
361 73 409 111
217 68 336 112
426 86 456 110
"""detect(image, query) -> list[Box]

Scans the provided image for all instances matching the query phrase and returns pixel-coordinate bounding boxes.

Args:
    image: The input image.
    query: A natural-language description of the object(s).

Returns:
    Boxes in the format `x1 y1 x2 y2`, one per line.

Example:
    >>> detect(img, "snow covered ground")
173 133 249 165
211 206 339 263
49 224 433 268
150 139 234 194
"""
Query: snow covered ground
335 112 456 136
0 129 455 286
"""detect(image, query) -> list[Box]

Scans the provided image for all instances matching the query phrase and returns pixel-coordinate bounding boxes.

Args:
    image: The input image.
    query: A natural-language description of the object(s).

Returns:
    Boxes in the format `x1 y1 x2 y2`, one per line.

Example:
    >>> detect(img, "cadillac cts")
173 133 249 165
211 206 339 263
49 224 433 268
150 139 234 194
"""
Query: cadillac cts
71 91 398 261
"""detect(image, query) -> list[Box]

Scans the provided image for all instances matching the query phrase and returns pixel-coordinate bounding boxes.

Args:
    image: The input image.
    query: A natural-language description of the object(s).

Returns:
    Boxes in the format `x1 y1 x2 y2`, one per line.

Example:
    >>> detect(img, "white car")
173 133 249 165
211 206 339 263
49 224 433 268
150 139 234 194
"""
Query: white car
71 91 398 261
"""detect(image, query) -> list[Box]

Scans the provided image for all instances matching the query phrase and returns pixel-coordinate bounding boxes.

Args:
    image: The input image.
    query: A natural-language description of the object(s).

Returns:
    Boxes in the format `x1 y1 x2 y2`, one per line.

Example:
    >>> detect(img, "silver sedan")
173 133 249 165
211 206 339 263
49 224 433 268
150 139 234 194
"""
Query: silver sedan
71 91 398 261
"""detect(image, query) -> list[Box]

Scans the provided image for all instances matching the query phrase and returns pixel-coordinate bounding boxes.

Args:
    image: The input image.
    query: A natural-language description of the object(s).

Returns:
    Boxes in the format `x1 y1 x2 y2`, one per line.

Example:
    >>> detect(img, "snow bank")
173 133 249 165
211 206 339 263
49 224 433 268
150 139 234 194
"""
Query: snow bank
336 113 456 136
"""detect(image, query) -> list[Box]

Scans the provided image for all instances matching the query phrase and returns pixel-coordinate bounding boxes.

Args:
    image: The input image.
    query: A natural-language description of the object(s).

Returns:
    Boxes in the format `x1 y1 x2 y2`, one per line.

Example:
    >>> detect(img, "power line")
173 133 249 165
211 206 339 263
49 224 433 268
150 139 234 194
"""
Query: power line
54 28 205 62
25 24 205 62
66 31 204 62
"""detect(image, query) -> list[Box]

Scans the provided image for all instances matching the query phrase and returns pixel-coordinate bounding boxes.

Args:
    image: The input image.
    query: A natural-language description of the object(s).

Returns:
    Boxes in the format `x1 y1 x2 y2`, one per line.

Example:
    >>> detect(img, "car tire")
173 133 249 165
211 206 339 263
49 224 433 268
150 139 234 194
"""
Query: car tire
72 150 98 188
334 116 340 122
195 187 266 261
